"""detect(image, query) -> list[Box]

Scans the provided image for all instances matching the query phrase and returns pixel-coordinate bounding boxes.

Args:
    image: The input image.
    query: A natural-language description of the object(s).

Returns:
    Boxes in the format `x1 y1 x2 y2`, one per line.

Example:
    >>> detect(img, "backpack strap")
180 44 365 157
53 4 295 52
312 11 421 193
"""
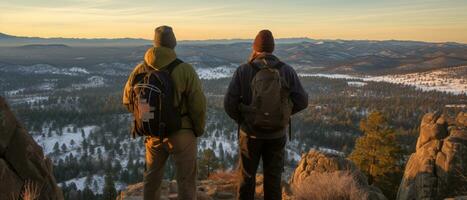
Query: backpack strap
272 61 285 69
249 61 285 81
165 58 183 74
250 61 284 71
164 58 192 123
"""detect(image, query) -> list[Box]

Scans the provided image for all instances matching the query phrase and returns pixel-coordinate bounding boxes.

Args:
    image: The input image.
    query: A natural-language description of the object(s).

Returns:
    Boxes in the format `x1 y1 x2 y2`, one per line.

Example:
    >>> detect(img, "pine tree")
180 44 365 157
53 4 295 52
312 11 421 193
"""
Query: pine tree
82 139 88 151
61 143 67 152
349 111 403 199
84 174 93 188
82 187 95 200
102 172 117 200
219 143 225 161
199 148 219 179
53 142 60 154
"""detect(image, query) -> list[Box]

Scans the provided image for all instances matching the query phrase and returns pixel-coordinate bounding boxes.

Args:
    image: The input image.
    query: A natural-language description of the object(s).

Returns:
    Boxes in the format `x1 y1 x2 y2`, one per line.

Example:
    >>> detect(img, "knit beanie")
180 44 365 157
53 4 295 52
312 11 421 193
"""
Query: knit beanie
253 30 275 53
154 26 177 49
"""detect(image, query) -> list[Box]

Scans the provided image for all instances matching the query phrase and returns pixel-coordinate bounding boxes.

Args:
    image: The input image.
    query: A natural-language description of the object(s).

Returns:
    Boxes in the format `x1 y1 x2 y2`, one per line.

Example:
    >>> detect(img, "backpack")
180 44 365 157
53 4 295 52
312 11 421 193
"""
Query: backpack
242 61 292 134
129 59 183 139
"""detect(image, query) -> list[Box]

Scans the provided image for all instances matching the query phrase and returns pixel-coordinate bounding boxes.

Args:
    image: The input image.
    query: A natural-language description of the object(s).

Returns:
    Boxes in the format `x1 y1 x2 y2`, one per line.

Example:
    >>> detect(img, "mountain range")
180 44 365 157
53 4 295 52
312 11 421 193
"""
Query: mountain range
0 32 315 47
1 32 467 75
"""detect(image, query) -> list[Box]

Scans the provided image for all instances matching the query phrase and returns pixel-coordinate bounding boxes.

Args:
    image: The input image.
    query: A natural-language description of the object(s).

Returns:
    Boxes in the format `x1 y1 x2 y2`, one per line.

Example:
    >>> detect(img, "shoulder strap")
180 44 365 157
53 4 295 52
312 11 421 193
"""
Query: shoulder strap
165 58 183 74
249 61 285 79
272 61 285 69
250 61 284 70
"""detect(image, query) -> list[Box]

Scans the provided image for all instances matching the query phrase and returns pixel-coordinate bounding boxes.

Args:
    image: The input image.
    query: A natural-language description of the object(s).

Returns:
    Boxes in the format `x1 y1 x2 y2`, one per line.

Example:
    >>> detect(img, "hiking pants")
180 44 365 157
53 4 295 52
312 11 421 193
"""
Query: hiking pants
144 129 197 200
237 130 286 200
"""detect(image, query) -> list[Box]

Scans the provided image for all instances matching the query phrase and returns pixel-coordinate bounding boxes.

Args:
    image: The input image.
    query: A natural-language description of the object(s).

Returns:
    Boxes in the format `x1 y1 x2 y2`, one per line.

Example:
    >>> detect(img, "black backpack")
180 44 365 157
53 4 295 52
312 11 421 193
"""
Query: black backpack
241 61 292 136
129 59 183 139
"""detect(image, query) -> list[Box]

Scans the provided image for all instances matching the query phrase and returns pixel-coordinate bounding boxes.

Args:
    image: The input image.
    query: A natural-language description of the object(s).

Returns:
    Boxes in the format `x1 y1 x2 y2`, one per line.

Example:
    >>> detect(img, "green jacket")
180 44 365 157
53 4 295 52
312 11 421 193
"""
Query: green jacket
122 46 206 137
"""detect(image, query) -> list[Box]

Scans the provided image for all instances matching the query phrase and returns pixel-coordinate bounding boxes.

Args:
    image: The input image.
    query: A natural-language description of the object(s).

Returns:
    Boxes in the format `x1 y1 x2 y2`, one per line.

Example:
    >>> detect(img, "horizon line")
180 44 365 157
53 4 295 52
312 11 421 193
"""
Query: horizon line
1 32 466 45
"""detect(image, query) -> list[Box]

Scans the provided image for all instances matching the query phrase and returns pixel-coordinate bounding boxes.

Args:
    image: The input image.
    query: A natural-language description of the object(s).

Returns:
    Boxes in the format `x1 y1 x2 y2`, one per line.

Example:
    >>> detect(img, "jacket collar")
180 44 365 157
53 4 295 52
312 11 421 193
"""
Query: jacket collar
249 52 280 68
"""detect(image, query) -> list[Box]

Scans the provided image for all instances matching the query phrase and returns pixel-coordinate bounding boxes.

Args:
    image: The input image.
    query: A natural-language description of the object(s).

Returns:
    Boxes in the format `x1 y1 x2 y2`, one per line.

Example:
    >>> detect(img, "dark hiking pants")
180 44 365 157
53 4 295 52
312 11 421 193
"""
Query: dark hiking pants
237 130 286 200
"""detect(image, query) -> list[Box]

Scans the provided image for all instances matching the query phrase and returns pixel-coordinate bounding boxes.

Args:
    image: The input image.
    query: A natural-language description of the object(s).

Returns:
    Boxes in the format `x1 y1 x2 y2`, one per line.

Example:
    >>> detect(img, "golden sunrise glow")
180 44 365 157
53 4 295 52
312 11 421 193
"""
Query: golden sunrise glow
1 0 467 43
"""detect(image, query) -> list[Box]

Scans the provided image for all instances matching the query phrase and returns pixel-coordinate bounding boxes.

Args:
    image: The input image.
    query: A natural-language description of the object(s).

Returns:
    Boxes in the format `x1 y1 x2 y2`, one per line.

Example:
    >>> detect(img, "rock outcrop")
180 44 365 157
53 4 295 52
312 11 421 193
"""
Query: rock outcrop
117 174 239 200
0 96 63 200
397 112 467 200
288 150 387 200
119 150 389 200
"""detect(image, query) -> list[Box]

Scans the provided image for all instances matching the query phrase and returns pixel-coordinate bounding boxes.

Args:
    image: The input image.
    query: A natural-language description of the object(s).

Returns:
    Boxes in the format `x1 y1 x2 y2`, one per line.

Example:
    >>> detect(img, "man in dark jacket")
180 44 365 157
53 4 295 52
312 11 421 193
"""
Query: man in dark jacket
224 30 308 200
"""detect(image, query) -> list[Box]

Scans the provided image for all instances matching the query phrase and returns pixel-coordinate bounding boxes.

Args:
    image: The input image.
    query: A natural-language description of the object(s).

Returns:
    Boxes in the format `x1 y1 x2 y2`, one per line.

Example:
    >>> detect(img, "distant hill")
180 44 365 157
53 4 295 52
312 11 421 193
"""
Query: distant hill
1 32 467 75
0 32 16 39
180 37 315 45
17 44 71 49
0 32 150 47
0 32 317 47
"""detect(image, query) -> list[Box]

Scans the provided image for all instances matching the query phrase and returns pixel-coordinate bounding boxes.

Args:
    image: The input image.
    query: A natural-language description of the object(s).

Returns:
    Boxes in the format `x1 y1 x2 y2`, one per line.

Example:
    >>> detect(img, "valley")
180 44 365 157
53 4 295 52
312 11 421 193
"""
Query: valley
0 38 466 197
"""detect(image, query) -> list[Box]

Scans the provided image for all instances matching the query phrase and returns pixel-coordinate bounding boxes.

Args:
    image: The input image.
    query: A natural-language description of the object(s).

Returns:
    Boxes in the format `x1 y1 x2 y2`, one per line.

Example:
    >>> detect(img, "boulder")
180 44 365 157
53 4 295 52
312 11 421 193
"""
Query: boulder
0 96 17 155
0 159 23 199
118 177 236 200
0 96 63 200
397 112 467 200
289 150 387 200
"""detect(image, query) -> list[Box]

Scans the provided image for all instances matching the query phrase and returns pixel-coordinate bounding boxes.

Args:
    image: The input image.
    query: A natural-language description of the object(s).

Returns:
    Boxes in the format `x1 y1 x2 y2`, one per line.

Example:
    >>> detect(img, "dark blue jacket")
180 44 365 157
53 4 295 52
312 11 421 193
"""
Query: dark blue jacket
224 54 309 138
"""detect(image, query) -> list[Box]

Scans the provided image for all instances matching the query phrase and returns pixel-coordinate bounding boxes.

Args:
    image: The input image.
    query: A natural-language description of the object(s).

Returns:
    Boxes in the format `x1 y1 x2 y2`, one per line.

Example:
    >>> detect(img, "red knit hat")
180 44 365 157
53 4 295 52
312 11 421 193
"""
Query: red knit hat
253 30 275 53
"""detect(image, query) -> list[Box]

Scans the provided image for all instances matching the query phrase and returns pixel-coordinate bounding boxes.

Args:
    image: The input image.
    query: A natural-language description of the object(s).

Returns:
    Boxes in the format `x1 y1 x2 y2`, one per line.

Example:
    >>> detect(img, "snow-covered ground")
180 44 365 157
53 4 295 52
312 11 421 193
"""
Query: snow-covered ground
5 88 25 96
34 125 98 154
61 174 126 194
299 73 366 80
69 67 90 74
301 66 467 95
196 65 236 80
201 129 237 157
0 64 91 76
347 81 367 87
6 96 49 105
32 124 144 194
72 76 105 89
364 68 467 94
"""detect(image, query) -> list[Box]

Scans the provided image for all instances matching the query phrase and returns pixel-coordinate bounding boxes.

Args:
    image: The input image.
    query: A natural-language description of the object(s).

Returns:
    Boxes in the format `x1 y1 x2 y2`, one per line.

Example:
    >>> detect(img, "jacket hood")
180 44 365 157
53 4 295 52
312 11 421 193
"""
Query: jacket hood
144 46 177 70
250 53 281 68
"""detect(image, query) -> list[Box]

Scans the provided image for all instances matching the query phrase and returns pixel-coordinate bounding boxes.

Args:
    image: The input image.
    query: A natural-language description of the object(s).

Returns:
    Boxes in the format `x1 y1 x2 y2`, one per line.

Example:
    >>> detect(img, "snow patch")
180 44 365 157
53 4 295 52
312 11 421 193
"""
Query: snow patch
196 66 236 80
299 73 365 80
34 125 98 154
72 76 105 89
347 81 367 87
5 88 25 96
69 67 90 74
300 66 467 94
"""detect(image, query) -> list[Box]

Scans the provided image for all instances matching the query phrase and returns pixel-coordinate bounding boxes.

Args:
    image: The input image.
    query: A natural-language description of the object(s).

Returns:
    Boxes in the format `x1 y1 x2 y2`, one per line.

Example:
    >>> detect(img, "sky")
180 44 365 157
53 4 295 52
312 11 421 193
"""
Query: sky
1 0 467 43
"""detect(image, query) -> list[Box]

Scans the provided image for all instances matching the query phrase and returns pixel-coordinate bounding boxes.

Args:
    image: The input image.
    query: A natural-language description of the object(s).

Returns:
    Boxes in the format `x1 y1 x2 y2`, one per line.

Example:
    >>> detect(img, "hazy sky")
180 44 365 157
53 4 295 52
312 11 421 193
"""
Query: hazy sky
1 0 467 43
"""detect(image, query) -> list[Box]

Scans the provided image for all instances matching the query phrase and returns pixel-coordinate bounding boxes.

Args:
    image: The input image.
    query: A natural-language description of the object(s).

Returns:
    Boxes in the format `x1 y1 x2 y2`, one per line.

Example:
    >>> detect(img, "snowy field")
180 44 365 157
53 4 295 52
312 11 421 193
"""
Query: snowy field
33 125 98 154
364 68 467 94
61 174 126 194
301 66 467 95
195 64 237 80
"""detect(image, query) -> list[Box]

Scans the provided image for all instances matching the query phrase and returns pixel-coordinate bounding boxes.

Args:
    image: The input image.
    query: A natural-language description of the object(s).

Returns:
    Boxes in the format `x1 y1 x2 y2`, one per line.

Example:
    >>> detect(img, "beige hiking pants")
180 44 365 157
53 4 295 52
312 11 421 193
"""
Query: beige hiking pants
143 129 197 200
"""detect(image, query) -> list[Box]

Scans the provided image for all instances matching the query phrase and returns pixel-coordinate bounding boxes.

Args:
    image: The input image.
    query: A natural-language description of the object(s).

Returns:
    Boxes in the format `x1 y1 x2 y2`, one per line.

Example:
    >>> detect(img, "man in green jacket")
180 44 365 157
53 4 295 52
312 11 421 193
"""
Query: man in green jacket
122 26 206 200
